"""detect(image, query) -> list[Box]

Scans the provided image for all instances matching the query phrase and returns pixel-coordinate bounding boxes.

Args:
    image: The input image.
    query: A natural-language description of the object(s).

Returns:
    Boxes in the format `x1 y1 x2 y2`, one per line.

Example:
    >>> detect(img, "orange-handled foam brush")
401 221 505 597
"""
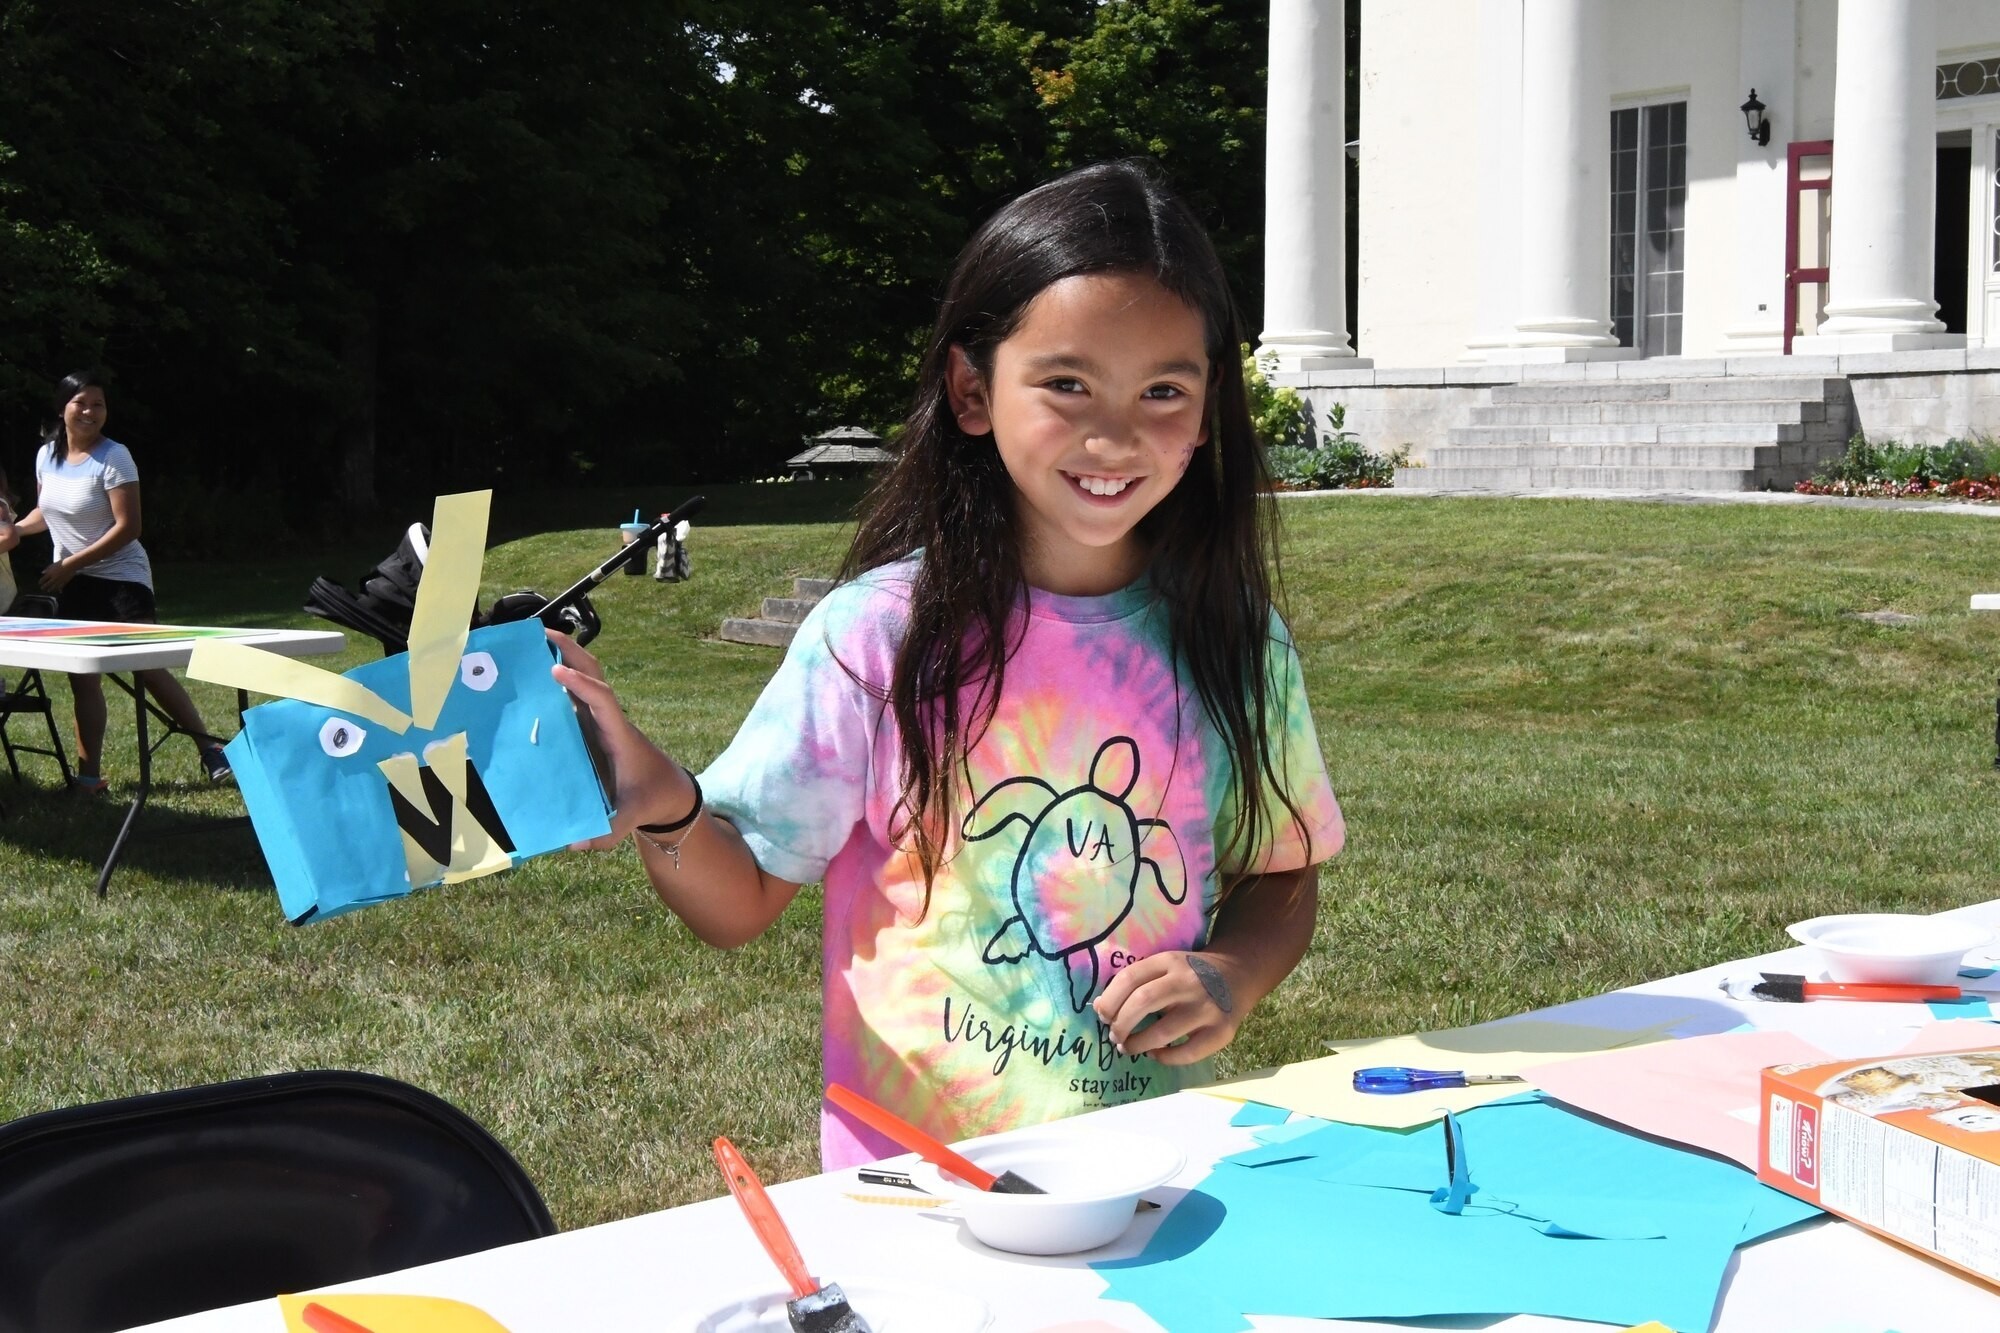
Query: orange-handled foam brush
713 1137 871 1333
1749 973 1963 1003
826 1083 1044 1194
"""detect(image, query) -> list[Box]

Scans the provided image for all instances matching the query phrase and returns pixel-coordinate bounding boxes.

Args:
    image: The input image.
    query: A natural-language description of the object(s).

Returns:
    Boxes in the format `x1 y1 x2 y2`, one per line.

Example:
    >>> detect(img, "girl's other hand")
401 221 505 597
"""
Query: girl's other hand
547 629 691 851
40 557 76 593
1092 950 1244 1066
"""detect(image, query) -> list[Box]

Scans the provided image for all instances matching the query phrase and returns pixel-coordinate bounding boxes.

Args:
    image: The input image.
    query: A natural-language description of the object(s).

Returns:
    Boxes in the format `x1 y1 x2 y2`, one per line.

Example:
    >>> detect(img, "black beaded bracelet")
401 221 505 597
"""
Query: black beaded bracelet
636 769 703 835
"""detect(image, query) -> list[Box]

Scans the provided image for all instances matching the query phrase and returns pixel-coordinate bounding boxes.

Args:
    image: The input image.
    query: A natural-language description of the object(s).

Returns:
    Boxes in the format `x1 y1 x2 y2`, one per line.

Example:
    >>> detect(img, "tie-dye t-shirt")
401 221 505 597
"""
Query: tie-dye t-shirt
700 556 1343 1169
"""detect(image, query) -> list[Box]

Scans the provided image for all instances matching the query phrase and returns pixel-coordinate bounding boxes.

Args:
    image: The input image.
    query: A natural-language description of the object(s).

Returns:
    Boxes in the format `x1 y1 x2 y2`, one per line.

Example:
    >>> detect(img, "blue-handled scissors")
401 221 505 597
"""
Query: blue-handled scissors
1352 1066 1527 1094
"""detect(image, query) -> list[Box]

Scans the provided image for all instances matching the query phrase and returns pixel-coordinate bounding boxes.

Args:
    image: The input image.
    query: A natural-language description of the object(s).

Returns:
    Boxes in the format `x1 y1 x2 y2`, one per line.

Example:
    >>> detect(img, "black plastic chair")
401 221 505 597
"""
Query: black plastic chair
0 1070 558 1333
0 593 73 790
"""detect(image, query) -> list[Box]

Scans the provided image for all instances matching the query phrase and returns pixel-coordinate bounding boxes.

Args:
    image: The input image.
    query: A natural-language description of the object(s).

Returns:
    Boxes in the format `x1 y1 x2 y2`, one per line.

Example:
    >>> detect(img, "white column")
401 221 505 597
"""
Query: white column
1795 0 1962 353
1720 0 1796 355
1462 0 1524 359
1495 0 1629 361
1258 0 1369 371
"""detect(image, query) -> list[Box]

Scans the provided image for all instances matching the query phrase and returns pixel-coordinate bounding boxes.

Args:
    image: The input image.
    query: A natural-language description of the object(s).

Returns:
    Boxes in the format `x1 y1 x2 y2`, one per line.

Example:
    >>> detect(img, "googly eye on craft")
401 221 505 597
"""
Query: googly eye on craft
319 717 367 758
459 651 500 691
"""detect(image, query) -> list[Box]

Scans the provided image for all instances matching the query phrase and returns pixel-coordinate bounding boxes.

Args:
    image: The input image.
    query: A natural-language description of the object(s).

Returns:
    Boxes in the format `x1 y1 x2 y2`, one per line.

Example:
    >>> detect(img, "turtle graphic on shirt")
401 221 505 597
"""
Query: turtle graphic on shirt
965 735 1188 1012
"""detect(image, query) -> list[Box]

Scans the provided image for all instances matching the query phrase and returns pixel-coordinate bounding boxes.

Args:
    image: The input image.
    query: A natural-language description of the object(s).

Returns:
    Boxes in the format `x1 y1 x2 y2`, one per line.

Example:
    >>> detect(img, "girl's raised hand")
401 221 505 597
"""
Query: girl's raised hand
547 629 692 852
1091 951 1244 1066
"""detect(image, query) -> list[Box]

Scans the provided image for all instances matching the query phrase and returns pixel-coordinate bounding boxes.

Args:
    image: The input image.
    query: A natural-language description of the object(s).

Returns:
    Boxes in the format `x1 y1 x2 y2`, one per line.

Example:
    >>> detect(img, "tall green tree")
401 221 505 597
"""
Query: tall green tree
0 0 1273 529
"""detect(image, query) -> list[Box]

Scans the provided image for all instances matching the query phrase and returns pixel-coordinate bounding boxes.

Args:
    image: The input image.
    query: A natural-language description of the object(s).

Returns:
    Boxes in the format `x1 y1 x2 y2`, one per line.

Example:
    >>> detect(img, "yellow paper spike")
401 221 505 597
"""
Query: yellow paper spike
279 1292 511 1332
428 733 514 882
405 490 492 731
378 751 440 886
188 640 411 734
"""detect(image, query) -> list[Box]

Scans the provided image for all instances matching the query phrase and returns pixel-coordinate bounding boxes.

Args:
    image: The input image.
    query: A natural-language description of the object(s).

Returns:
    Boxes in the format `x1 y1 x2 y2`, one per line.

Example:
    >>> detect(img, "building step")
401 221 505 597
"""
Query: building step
1449 422 1822 447
718 617 801 648
1428 443 1785 470
1469 400 1825 426
1396 464 1783 491
1489 375 1845 405
761 596 819 624
718 575 838 648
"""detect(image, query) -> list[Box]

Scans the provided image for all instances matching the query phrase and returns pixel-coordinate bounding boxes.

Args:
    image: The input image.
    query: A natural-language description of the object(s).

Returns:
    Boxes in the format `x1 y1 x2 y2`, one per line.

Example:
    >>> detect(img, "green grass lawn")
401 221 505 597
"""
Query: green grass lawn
3 489 1998 1228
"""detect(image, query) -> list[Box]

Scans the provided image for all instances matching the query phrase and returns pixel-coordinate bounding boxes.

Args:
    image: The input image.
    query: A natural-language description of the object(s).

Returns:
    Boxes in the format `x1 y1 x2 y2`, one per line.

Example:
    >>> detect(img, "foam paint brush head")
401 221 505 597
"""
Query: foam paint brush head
786 1282 871 1333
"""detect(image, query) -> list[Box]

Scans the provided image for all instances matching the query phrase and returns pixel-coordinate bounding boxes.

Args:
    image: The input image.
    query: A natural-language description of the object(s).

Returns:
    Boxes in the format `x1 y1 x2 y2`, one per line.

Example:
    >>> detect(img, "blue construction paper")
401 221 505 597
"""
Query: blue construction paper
1095 1162 1747 1332
1248 1115 1327 1146
1929 995 1994 1020
1231 1097 1819 1244
1226 1100 1292 1127
1433 1111 1473 1213
1740 1184 1823 1242
228 617 612 922
1101 1096 1811 1330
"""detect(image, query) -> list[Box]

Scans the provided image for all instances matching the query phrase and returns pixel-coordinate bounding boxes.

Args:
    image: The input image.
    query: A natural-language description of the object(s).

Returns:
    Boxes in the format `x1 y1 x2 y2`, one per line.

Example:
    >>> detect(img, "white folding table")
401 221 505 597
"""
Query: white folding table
118 900 2000 1331
0 617 344 895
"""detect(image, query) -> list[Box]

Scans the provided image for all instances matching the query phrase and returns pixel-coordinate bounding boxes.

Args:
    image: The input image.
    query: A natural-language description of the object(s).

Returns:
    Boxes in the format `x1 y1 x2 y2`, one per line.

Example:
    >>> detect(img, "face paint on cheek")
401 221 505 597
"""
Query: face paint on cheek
1177 442 1197 475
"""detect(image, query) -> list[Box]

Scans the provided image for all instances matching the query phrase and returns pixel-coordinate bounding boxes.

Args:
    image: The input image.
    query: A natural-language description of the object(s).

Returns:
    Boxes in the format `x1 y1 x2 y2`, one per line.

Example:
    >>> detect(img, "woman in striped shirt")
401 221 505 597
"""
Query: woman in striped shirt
14 371 231 792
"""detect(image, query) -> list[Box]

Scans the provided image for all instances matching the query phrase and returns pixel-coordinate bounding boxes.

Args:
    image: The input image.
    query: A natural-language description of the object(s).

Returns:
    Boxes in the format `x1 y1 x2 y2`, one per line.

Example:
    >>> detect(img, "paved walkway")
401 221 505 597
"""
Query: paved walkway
1277 487 2000 517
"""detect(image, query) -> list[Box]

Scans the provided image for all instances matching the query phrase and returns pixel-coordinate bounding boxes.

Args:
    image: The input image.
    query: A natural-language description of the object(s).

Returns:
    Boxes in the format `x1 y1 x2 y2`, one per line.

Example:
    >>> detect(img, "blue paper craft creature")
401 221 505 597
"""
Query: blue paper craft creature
188 491 613 923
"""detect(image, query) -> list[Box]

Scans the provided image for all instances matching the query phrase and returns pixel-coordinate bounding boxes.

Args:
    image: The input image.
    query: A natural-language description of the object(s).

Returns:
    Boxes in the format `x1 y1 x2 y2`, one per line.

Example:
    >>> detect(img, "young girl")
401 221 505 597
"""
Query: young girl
558 161 1345 1168
13 371 233 790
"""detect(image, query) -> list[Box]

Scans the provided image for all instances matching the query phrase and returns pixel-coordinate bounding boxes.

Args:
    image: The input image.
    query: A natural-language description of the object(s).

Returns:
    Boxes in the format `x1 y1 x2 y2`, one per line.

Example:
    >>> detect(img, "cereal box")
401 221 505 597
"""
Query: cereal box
1759 1047 2000 1284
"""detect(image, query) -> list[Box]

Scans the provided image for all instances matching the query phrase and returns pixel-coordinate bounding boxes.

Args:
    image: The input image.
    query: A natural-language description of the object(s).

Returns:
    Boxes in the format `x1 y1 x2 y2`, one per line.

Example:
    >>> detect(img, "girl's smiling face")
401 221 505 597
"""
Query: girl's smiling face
949 271 1210 596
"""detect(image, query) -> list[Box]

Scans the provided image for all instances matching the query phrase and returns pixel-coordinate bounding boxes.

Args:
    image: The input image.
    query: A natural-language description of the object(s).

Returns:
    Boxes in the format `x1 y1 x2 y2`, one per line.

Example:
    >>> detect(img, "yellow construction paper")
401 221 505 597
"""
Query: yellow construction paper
427 732 514 882
1622 1324 1675 1332
404 490 490 731
278 1292 510 1332
376 736 513 886
1197 1019 1678 1129
377 750 437 887
188 639 412 733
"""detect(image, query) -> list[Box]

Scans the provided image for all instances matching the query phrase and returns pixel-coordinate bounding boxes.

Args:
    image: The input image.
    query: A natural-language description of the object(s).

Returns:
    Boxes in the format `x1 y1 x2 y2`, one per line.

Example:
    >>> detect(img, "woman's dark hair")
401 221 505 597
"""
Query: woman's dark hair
42 369 107 456
841 159 1312 904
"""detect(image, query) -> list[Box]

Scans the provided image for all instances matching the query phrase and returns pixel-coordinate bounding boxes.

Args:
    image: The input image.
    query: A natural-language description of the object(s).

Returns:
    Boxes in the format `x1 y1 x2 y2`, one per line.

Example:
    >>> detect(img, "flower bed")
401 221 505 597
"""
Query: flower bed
1794 435 2000 502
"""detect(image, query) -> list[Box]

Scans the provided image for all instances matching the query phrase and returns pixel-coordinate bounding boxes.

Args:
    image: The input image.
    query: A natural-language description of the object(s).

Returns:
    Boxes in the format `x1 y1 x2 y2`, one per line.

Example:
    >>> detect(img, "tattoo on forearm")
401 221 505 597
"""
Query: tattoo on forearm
1187 954 1233 1014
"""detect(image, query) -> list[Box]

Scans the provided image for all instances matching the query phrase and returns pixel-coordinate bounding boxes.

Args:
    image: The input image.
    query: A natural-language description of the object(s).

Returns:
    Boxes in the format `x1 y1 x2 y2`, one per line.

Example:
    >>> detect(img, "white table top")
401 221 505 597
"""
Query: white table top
0 618 344 675
127 902 2000 1332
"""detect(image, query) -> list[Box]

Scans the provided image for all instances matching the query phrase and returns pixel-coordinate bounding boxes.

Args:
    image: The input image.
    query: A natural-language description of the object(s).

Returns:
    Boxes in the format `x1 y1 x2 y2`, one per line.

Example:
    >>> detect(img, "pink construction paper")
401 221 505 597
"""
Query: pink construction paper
1892 1018 2000 1055
1524 1019 2000 1170
1522 1029 1829 1168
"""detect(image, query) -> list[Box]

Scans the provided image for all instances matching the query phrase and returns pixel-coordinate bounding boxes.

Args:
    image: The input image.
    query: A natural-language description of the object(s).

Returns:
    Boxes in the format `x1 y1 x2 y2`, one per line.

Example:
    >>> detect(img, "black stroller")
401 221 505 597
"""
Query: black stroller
304 497 704 656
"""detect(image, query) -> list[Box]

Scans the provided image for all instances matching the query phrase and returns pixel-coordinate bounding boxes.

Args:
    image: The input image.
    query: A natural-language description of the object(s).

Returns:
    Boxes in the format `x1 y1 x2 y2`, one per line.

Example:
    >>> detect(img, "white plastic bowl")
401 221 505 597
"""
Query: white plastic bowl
1786 913 1993 985
908 1130 1184 1256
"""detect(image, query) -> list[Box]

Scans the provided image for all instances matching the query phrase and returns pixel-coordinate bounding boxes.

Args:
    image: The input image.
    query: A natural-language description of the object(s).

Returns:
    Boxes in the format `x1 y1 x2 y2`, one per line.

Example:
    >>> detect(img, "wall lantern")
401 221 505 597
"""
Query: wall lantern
1741 89 1771 147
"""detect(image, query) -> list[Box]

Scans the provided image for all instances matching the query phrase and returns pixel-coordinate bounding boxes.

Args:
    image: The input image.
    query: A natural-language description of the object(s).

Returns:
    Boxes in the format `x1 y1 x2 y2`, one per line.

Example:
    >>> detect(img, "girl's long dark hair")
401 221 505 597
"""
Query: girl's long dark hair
841 160 1313 903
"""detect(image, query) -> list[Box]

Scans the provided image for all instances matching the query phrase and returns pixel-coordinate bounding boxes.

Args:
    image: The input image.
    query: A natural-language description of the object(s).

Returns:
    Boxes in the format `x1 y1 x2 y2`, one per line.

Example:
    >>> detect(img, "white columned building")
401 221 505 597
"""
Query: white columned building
1265 0 2000 492
1720 0 1798 353
1255 0 1368 373
1498 0 1628 360
1795 0 1962 353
